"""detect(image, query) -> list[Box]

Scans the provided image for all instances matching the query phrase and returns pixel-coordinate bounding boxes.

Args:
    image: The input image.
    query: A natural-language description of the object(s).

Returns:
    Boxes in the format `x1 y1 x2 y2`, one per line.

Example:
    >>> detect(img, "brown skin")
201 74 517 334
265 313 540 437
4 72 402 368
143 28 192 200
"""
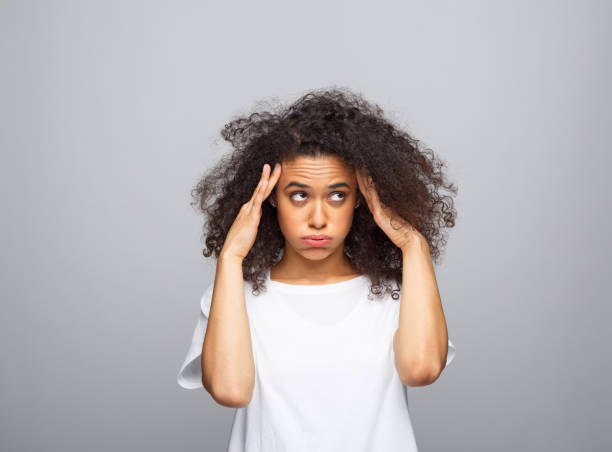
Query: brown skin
268 155 362 284
192 87 459 301
202 154 448 408
194 88 459 402
354 166 450 385
266 155 449 386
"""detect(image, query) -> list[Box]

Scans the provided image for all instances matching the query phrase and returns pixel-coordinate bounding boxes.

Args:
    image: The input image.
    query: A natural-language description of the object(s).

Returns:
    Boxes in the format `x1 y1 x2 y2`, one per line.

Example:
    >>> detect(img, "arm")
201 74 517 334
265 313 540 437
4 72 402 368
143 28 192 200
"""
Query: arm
201 162 280 407
393 237 449 386
353 169 450 387
201 253 256 407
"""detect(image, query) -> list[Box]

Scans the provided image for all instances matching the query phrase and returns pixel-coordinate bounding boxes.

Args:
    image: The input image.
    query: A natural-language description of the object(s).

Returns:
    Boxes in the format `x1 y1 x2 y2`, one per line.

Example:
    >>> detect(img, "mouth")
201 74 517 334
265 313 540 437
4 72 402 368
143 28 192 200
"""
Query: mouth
301 235 332 247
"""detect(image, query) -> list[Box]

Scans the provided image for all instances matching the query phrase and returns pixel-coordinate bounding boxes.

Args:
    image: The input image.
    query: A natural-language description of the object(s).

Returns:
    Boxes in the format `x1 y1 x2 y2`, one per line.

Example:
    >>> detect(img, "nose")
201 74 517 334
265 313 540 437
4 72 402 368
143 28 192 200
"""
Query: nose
308 198 327 229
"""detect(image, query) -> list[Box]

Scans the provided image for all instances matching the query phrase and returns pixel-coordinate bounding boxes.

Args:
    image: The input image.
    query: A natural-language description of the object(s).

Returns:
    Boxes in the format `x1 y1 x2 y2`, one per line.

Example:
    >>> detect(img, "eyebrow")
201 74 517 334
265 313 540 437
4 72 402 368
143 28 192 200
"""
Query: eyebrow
284 181 351 190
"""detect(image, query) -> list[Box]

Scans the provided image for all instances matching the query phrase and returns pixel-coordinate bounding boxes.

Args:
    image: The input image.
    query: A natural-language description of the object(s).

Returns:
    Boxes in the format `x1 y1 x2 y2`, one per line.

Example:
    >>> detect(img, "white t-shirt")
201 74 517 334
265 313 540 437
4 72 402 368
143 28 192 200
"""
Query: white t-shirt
177 268 456 452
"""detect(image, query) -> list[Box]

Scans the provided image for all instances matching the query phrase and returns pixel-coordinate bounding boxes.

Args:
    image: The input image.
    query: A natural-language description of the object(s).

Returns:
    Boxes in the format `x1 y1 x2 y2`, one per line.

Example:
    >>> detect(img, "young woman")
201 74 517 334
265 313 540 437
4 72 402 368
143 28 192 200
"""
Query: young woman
177 87 458 452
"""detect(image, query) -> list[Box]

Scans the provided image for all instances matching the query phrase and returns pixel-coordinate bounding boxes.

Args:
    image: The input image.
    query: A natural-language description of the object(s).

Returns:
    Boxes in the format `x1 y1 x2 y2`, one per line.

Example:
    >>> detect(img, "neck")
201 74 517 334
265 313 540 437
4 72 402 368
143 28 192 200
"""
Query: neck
270 242 359 284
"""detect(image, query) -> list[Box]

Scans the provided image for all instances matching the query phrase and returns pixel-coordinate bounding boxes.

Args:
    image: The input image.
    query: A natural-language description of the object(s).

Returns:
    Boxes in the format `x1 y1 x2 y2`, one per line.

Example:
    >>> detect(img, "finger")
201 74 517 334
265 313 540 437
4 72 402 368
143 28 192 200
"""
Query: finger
355 169 365 193
367 179 379 201
249 164 271 204
357 169 370 195
356 171 371 201
354 172 365 204
255 174 270 206
262 162 282 199
253 163 276 206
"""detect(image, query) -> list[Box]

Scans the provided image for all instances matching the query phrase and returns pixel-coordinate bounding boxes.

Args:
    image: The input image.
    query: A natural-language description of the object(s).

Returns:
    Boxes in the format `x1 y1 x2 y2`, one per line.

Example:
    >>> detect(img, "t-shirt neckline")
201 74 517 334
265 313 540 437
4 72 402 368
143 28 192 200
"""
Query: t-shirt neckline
266 269 367 294
265 269 369 330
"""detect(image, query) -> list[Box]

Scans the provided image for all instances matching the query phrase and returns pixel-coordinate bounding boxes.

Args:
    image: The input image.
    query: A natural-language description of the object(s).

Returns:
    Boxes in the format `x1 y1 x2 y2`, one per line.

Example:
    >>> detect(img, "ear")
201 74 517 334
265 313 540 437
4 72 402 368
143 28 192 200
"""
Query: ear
268 191 277 207
354 191 362 208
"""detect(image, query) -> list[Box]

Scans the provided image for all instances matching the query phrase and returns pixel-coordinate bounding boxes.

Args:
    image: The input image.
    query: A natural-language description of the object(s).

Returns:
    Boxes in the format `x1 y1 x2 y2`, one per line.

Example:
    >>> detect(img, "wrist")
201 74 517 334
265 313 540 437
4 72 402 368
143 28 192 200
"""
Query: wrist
401 236 429 257
219 249 244 265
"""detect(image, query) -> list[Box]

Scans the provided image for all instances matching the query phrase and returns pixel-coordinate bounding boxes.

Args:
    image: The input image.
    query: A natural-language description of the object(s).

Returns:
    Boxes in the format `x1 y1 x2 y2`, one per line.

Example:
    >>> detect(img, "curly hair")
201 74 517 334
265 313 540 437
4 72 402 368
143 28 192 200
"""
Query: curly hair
191 86 458 300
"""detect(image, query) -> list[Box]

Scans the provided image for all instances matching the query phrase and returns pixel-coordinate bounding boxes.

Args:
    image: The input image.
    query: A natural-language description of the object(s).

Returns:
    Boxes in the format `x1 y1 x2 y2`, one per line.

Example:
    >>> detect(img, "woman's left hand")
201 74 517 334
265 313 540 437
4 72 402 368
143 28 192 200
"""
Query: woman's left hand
355 168 425 252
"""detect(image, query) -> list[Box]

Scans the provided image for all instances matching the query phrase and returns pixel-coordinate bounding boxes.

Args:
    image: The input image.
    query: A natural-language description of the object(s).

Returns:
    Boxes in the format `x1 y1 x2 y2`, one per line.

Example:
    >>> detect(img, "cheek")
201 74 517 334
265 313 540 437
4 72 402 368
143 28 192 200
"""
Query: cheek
275 207 299 231
341 209 356 228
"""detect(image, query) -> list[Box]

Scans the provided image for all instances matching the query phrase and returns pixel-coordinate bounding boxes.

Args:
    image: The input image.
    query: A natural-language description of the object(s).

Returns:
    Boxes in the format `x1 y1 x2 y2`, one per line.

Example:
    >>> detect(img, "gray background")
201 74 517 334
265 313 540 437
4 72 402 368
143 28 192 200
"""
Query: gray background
2 0 610 451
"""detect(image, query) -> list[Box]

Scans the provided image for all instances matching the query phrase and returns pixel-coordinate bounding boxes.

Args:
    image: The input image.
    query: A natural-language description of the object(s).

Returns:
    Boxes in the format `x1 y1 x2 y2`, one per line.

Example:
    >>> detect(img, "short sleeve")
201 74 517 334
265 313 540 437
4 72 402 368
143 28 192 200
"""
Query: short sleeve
445 338 456 367
176 283 214 389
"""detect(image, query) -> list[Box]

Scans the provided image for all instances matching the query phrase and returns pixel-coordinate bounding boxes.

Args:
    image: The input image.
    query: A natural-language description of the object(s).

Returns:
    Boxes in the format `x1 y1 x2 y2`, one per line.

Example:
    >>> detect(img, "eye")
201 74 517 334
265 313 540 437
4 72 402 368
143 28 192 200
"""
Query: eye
289 192 346 203
330 192 346 202
290 191 307 202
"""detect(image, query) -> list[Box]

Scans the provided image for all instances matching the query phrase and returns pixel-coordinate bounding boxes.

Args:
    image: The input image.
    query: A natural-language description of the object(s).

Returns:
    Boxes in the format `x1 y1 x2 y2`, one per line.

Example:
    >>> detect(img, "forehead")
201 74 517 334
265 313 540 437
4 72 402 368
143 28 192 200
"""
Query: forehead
280 155 354 182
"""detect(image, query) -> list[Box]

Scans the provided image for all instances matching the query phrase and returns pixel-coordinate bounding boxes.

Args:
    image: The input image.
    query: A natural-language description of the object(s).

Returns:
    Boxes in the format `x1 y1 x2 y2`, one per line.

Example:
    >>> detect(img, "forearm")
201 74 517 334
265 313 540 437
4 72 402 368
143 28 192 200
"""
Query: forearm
395 239 449 384
202 253 255 406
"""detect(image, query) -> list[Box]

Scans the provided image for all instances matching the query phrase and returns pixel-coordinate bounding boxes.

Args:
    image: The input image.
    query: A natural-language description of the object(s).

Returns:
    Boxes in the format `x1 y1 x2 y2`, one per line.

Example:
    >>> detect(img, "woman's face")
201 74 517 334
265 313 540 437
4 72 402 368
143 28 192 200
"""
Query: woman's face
271 154 359 260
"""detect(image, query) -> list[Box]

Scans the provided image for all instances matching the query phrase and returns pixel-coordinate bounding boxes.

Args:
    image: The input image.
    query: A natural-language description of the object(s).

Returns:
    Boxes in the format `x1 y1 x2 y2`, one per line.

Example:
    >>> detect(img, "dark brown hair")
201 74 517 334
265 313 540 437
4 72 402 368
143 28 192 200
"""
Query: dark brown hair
191 86 458 300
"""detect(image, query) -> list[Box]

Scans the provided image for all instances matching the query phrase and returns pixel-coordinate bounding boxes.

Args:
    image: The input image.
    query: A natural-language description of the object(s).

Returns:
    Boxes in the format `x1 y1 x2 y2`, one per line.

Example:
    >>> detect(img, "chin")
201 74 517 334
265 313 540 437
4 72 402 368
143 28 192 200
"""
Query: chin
301 248 331 256
296 245 336 260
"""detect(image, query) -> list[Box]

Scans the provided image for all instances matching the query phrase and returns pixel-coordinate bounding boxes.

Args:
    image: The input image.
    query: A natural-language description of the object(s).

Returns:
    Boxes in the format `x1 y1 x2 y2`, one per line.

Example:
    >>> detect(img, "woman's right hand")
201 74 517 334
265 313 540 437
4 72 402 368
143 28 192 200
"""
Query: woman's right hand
220 163 282 261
